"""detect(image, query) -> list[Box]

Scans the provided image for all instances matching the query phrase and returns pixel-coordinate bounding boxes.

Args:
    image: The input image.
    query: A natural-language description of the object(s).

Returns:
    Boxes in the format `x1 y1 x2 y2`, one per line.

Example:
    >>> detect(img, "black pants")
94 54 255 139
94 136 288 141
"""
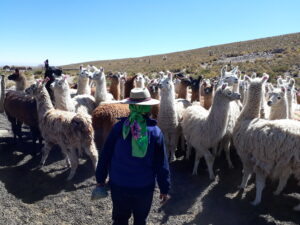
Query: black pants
110 184 154 225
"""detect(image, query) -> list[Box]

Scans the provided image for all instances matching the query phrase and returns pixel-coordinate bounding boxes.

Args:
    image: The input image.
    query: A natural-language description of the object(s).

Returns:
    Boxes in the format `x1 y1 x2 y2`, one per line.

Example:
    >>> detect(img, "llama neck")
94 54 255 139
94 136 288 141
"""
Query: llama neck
203 93 213 110
0 77 5 112
191 88 199 102
77 77 90 95
110 80 120 100
177 84 188 99
238 85 262 122
287 93 294 119
125 77 136 98
120 81 125 99
232 83 239 92
269 99 288 120
36 87 54 118
95 77 108 104
53 88 75 112
159 88 177 124
206 93 230 136
16 76 26 91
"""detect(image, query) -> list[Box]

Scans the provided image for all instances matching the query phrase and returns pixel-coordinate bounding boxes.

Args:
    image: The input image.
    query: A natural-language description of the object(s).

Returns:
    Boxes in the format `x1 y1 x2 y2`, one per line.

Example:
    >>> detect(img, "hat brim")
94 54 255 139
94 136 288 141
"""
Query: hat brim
120 98 160 105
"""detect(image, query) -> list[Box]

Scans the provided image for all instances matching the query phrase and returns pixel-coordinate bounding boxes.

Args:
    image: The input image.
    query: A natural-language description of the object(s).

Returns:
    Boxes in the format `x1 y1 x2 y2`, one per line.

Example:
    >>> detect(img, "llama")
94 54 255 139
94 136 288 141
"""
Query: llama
157 72 191 161
0 75 5 113
134 73 146 88
91 66 114 105
176 77 191 100
92 103 130 151
120 72 127 99
77 65 92 95
124 75 137 98
25 80 98 180
266 85 288 120
199 79 215 110
108 73 121 100
182 84 240 179
190 76 202 102
147 78 160 119
233 74 300 208
8 69 27 91
4 90 42 147
51 75 96 115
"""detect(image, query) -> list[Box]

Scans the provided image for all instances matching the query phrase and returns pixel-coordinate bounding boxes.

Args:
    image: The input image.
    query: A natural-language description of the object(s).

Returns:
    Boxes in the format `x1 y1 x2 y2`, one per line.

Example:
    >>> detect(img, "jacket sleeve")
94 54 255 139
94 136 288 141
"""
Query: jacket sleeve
154 131 171 194
95 124 119 184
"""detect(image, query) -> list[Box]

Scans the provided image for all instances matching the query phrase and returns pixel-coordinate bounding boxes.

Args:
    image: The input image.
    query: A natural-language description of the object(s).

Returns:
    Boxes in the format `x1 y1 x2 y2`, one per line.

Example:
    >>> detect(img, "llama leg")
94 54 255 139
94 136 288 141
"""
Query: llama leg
180 134 186 152
203 150 215 180
239 160 253 189
224 140 234 169
84 142 98 170
192 150 202 175
67 149 79 180
39 142 53 167
186 143 192 160
273 170 291 195
16 120 23 140
170 133 179 161
251 170 266 206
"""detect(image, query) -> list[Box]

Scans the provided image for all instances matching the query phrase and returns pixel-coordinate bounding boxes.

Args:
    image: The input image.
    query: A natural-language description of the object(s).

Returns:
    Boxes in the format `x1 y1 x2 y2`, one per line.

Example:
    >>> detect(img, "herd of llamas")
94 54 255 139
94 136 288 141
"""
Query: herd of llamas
1 62 300 211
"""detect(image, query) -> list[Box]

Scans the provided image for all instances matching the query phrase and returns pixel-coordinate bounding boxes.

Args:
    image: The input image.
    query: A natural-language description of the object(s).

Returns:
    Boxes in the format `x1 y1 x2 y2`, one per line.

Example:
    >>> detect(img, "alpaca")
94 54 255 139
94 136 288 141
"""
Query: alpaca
182 84 241 179
0 75 5 113
91 66 114 105
157 72 191 161
25 80 98 180
77 65 92 95
233 74 300 207
8 69 27 91
51 75 96 115
266 85 288 120
92 103 130 151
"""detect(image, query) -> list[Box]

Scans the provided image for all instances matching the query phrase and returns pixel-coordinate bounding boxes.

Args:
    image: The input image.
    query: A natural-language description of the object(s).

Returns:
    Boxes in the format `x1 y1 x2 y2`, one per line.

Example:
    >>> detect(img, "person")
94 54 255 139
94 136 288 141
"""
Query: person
94 87 171 225
43 59 62 101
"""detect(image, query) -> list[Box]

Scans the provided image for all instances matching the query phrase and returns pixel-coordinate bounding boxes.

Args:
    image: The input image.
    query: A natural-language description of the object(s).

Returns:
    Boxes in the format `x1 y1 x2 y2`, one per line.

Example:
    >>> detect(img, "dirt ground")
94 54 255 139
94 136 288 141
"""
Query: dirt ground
0 113 300 225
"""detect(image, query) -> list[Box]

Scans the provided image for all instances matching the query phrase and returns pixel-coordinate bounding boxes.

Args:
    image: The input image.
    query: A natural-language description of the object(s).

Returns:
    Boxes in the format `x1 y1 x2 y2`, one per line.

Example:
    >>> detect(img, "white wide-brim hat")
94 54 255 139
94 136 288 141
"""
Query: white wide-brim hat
121 88 160 105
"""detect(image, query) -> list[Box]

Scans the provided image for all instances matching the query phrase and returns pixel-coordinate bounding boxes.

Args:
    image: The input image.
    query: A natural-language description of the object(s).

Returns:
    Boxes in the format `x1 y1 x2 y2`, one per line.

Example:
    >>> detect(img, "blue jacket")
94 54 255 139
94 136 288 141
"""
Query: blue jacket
95 117 170 194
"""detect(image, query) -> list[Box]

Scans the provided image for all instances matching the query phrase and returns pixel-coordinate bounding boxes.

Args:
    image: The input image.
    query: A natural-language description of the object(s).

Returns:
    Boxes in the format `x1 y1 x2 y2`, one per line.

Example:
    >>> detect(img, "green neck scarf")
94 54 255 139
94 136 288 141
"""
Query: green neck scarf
122 104 151 158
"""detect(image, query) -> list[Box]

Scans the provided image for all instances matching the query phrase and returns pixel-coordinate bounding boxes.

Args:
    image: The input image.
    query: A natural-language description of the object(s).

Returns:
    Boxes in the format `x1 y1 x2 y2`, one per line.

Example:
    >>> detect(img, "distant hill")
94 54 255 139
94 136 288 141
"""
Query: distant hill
64 32 300 79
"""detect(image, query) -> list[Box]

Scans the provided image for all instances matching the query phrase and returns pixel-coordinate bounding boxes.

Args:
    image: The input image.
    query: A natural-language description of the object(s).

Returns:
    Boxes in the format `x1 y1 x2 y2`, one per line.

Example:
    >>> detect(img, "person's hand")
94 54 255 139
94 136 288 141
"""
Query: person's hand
159 194 169 204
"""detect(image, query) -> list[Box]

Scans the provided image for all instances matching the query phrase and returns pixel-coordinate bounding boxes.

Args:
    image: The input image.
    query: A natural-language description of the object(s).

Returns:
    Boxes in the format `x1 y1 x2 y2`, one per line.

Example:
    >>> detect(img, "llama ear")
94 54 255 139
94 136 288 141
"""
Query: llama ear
281 86 286 93
244 75 251 82
221 83 228 90
100 67 104 73
231 66 239 74
262 73 269 82
221 65 227 77
43 77 50 85
79 65 82 71
277 77 283 86
251 72 257 78
289 78 295 87
167 72 173 80
15 69 19 74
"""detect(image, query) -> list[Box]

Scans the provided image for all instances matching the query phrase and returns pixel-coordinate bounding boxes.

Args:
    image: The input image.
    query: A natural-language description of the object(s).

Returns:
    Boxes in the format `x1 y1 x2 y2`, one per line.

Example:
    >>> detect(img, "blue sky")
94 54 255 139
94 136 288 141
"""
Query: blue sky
0 0 299 66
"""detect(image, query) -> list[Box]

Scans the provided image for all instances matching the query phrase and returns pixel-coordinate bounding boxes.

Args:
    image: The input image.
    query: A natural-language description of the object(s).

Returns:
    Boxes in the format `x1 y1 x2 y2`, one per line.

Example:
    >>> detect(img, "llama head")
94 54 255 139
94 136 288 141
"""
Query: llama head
201 79 214 95
147 79 160 96
135 73 146 88
25 79 45 96
190 76 203 91
158 72 174 93
50 75 69 92
244 73 269 95
92 66 105 82
267 86 286 107
215 83 241 101
220 65 239 86
8 69 20 81
79 65 92 79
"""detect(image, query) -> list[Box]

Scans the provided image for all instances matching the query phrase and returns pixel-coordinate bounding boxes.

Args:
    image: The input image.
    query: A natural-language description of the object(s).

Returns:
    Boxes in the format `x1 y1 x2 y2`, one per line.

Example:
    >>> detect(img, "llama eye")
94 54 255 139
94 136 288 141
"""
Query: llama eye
227 91 232 95
277 96 281 100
